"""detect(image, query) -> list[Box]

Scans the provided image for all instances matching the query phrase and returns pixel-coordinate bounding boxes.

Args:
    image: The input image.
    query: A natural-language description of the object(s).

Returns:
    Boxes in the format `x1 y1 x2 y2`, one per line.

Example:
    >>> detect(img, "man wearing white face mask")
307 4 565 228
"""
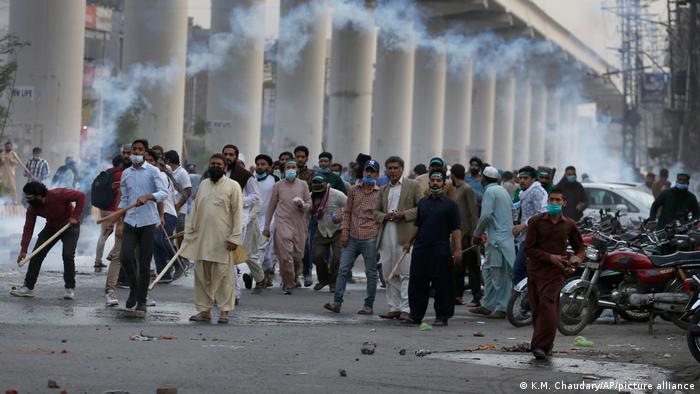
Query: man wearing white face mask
263 160 311 294
649 172 699 227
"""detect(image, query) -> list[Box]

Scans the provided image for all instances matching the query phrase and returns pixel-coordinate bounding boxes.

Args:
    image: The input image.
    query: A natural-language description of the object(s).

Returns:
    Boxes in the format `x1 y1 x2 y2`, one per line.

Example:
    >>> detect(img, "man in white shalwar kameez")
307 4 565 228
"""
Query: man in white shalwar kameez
181 154 243 324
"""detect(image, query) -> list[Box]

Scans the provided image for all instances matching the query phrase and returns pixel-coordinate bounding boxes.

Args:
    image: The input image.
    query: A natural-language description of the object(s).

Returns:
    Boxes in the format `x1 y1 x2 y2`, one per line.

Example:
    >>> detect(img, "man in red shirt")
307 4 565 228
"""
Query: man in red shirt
11 182 85 299
95 155 125 270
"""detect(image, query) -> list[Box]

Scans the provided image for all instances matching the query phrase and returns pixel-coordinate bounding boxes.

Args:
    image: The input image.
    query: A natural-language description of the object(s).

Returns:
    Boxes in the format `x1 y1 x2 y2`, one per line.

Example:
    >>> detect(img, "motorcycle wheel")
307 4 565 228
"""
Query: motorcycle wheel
507 290 532 327
687 312 700 363
558 283 597 336
665 279 691 330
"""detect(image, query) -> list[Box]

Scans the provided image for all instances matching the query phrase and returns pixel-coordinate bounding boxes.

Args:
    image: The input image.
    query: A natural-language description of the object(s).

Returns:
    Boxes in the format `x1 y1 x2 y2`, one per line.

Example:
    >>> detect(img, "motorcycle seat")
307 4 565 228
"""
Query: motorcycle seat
649 251 700 267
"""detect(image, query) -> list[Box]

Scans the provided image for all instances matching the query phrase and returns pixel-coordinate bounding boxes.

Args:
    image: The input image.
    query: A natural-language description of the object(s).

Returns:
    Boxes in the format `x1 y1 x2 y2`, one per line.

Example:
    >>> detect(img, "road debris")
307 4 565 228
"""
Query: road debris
419 323 432 331
129 331 177 341
574 336 593 347
48 380 60 389
473 331 485 337
338 369 347 377
399 349 406 356
361 341 376 355
415 349 432 357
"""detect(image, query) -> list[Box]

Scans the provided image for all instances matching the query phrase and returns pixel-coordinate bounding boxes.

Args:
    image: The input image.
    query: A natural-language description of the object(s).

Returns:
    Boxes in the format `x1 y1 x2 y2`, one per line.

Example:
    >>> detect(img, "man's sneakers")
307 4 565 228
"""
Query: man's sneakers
303 274 313 287
105 291 119 307
125 291 137 309
10 286 35 297
63 289 75 300
532 348 547 360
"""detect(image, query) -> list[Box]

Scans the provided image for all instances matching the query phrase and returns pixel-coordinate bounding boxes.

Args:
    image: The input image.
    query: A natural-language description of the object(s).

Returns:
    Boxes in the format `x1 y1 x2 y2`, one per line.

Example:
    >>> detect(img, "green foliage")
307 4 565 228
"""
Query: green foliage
0 33 29 142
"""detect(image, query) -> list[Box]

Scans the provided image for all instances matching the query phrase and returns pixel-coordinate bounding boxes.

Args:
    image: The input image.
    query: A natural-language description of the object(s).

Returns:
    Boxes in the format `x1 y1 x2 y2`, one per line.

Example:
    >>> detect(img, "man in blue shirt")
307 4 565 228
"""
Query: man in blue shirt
118 139 168 316
465 156 485 203
401 170 462 326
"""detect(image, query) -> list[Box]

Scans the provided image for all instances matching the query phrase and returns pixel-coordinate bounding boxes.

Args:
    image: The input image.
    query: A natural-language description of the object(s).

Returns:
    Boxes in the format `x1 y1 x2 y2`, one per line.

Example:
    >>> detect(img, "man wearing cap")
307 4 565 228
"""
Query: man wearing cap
536 167 555 194
466 157 486 203
512 166 548 285
373 156 422 320
323 160 381 314
255 154 279 287
263 160 311 294
317 152 347 194
415 157 455 198
649 172 699 227
471 166 516 319
401 170 462 326
310 175 347 291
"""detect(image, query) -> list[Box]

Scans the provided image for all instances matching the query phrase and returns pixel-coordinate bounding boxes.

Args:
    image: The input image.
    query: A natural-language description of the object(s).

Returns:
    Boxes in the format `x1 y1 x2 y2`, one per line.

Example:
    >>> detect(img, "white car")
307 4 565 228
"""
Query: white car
582 183 655 227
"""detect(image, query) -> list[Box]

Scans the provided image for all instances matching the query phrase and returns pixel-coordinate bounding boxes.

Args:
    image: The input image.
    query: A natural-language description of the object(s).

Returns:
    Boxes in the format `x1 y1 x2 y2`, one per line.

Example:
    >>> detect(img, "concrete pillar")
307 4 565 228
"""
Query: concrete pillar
205 0 265 159
442 60 473 166
274 0 329 158
410 46 447 167
491 75 517 170
544 90 561 166
123 0 188 152
512 77 532 168
327 24 376 166
9 0 85 171
529 85 548 166
370 33 415 166
558 99 577 169
469 69 496 162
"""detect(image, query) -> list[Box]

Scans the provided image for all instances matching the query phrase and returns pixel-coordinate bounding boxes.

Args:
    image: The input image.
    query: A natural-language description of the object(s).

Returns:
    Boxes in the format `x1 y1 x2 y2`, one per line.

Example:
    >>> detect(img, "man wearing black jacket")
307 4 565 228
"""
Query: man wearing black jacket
556 166 587 221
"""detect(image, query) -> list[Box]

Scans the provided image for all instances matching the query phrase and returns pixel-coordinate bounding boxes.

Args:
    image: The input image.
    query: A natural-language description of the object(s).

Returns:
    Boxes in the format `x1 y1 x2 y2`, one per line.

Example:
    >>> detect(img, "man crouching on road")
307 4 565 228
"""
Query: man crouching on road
181 154 243 324
11 182 85 300
525 188 584 359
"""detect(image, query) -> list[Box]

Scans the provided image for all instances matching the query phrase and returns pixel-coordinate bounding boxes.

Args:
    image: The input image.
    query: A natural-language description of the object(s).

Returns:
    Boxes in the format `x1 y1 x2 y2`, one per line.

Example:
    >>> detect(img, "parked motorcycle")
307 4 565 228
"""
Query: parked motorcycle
686 274 700 363
558 227 700 336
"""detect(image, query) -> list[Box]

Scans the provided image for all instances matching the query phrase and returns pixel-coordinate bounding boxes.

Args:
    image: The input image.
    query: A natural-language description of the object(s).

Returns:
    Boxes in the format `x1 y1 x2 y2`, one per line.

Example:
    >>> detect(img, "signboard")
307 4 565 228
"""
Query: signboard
85 5 97 29
96 7 112 32
641 72 667 106
211 120 232 129
12 86 34 99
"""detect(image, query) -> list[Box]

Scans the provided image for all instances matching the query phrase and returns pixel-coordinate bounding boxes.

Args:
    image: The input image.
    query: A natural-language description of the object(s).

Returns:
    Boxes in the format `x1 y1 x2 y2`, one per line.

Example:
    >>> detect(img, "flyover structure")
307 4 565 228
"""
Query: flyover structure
8 0 621 173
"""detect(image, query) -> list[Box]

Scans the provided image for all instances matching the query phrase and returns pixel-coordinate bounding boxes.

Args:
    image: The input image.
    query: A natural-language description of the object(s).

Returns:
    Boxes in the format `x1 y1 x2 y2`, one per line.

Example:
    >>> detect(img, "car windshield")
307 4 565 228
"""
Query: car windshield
617 188 654 210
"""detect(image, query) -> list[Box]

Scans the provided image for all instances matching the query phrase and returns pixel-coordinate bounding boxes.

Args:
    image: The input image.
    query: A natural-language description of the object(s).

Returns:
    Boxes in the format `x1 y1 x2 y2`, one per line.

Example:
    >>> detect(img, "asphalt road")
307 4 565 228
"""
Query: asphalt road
0 233 699 393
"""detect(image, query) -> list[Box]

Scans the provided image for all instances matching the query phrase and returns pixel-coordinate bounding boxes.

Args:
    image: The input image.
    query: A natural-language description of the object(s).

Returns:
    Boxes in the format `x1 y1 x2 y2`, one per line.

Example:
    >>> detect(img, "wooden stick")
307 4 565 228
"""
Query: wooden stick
12 151 38 182
387 250 409 281
149 249 182 290
18 223 72 267
96 203 137 224
160 224 186 272
167 230 185 241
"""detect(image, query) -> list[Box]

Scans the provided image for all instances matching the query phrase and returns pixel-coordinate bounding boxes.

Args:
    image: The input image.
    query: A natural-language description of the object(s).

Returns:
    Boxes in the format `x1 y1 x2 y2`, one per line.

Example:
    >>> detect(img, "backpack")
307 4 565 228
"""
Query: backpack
91 169 115 209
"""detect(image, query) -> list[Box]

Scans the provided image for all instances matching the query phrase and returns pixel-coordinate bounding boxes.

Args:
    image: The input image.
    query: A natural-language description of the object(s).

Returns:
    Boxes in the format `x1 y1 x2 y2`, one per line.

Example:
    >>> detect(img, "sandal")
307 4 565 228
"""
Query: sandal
189 311 211 322
218 311 229 324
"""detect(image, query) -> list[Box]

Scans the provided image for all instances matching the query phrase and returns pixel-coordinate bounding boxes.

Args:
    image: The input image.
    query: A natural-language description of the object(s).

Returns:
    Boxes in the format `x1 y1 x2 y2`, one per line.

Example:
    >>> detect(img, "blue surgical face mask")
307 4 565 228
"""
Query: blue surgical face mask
318 166 331 174
362 175 376 186
285 169 297 181
547 203 563 215
332 171 341 177
566 175 577 183
256 172 268 181
674 183 689 190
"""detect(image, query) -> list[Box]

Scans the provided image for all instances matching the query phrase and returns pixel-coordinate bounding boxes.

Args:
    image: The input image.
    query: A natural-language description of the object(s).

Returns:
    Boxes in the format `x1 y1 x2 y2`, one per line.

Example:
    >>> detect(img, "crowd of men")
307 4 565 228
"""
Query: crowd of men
3 137 699 360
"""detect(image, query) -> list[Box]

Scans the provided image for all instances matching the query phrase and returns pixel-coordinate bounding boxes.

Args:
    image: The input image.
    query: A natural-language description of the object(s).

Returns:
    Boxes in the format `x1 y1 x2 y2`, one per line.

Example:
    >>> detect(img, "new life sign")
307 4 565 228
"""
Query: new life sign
12 86 34 99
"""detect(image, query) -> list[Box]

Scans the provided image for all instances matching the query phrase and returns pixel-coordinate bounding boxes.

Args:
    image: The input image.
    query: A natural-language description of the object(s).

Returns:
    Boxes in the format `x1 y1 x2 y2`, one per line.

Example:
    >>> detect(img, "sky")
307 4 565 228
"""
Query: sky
187 0 670 68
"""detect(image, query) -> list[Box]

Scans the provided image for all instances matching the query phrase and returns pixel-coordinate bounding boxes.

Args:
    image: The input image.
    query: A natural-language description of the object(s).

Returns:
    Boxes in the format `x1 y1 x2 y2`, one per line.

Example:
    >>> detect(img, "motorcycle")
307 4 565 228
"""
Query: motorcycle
686 274 700 363
558 227 700 336
506 211 625 328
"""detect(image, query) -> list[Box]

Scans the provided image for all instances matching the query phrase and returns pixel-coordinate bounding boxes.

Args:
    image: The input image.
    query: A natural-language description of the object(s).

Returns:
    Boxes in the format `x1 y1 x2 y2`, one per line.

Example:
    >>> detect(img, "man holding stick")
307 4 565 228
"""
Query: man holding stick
401 170 462 326
116 139 168 316
373 156 422 321
11 182 85 299
180 154 243 324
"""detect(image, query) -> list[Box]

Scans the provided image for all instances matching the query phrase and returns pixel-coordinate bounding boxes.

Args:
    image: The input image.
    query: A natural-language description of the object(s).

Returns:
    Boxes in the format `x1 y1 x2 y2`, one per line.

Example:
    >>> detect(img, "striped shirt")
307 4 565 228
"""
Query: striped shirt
342 184 380 240
25 157 50 182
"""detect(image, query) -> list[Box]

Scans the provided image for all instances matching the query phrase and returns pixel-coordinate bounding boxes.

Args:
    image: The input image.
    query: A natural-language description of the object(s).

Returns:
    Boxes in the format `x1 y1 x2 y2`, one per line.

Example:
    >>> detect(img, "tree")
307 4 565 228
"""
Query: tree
0 33 29 142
